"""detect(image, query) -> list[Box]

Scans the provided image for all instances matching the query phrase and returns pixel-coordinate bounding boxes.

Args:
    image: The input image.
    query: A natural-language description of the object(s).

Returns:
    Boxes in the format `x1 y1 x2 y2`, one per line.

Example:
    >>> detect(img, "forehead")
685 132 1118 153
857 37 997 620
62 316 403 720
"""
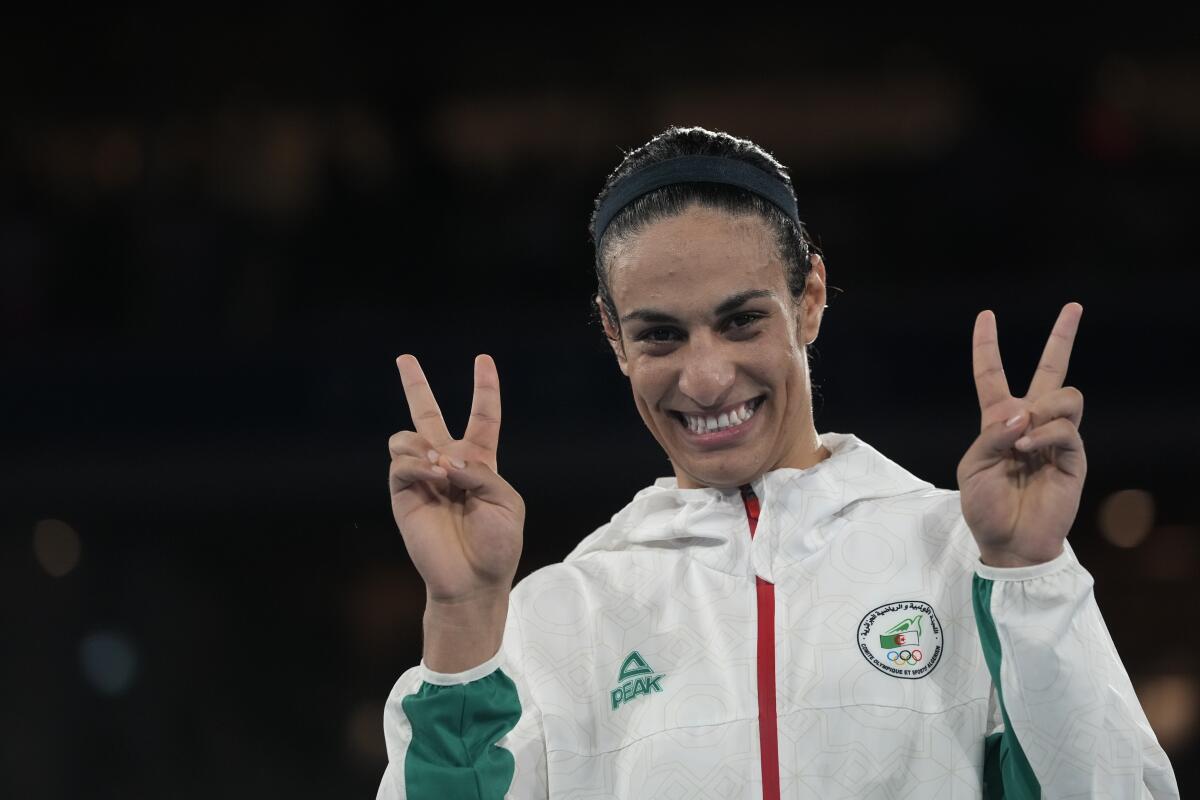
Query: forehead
608 205 784 313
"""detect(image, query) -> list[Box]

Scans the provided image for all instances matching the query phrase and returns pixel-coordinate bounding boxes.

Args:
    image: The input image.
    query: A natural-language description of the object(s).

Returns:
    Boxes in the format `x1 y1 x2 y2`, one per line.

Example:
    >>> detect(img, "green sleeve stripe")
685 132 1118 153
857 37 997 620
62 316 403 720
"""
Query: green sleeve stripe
401 667 520 798
982 732 1008 800
973 575 1041 800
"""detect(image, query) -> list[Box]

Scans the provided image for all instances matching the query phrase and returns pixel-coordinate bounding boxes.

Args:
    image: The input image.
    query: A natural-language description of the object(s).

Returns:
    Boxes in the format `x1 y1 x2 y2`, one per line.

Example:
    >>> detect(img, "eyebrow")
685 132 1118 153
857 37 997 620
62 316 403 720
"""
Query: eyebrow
620 289 776 325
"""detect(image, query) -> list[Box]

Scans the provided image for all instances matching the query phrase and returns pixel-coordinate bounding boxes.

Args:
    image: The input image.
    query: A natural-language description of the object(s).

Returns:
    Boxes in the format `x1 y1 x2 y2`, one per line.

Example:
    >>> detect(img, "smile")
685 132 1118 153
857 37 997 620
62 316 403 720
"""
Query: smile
671 396 765 438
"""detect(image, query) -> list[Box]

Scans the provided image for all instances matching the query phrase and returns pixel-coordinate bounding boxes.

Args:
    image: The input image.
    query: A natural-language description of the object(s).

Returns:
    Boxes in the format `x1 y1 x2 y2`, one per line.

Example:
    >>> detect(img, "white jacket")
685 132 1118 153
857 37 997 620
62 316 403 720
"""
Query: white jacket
378 431 1178 798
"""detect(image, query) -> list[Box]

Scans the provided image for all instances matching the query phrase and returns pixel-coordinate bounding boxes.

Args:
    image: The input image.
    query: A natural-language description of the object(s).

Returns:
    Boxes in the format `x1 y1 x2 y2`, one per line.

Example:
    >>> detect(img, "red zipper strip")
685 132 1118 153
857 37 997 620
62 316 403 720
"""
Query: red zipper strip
741 486 780 800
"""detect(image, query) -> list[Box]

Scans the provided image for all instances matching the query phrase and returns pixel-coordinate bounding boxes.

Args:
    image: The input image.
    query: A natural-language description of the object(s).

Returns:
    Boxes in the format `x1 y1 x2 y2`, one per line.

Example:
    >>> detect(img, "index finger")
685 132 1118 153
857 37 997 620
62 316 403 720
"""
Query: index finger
463 354 501 457
1026 302 1083 400
396 354 452 446
972 309 1012 411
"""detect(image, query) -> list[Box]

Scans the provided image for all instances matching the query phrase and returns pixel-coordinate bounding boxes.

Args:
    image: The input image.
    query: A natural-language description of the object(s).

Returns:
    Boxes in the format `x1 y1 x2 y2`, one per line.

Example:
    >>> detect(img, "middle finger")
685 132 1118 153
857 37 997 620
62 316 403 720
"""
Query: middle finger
1026 303 1083 400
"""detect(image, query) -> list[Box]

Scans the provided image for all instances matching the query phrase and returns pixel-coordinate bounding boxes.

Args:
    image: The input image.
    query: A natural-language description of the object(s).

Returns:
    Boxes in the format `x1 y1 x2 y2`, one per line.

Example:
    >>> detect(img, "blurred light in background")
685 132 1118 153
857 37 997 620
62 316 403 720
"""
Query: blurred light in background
32 518 82 577
1098 489 1156 548
346 700 387 766
656 75 967 168
1141 525 1200 581
1091 55 1200 155
427 73 967 172
93 125 143 190
1137 674 1199 753
345 564 425 651
79 630 139 696
11 105 397 219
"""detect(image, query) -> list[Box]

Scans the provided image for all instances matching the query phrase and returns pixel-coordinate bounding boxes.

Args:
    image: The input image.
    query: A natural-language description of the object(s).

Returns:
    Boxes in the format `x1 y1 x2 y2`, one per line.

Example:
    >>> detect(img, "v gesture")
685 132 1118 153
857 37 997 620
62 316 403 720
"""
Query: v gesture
389 354 524 605
956 303 1087 568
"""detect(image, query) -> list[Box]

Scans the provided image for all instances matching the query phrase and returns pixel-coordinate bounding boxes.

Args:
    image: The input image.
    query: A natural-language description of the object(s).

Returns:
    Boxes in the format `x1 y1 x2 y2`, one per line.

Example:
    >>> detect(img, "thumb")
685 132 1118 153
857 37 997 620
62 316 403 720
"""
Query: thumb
442 457 523 511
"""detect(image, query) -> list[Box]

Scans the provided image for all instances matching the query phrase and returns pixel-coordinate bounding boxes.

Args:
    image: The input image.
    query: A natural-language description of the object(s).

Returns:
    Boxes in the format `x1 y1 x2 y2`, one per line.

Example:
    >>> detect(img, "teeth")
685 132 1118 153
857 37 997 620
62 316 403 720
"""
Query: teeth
682 398 760 434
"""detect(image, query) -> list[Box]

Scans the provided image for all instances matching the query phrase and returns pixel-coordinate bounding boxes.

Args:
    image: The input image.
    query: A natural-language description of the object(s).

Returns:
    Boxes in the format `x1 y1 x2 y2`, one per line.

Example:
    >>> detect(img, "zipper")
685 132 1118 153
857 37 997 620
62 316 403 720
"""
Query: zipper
741 484 780 800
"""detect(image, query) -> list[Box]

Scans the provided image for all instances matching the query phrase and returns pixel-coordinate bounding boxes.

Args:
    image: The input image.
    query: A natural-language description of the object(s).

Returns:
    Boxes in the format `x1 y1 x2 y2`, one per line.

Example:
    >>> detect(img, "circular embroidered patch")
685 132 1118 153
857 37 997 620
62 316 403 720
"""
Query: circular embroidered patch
858 600 943 679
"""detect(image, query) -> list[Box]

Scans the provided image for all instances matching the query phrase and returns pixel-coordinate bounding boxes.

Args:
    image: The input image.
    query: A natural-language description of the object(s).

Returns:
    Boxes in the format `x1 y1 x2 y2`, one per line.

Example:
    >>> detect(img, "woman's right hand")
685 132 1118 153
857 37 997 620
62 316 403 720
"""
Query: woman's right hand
389 353 524 606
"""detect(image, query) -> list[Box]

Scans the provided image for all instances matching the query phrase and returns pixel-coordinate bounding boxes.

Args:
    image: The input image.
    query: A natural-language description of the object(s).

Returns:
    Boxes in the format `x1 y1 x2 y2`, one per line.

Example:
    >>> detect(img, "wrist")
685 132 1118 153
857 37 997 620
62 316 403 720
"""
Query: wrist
420 646 505 685
422 590 509 673
977 542 1065 569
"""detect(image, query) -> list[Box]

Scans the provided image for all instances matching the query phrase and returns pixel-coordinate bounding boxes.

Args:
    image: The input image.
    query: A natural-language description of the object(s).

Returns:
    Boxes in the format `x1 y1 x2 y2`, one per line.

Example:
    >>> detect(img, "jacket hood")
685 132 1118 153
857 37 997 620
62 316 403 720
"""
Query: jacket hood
565 431 942 578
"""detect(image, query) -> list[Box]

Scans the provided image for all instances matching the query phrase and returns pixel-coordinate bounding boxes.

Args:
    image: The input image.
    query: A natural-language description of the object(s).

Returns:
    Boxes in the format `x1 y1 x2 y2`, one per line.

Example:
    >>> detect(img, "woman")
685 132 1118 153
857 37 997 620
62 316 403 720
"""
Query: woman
378 127 1177 798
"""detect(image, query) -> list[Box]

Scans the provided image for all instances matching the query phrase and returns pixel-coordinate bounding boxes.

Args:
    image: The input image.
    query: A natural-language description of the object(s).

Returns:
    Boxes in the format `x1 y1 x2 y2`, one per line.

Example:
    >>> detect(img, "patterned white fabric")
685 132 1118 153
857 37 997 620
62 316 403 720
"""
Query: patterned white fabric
379 431 1177 799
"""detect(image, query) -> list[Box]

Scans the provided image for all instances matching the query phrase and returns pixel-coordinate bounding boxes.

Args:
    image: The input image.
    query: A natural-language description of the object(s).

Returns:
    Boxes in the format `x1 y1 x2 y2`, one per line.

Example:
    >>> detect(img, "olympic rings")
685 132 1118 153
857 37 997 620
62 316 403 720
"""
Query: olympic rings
886 648 924 667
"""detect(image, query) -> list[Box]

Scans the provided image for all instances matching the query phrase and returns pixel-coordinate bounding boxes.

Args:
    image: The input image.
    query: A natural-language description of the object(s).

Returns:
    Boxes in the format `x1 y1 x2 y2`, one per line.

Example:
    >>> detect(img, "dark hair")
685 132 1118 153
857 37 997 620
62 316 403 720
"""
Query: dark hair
588 125 824 347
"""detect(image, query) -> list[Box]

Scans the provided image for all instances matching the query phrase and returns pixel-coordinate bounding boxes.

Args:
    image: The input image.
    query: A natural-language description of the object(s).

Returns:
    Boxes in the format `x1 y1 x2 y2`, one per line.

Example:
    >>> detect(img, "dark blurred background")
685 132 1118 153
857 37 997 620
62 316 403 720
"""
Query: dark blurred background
2 13 1198 798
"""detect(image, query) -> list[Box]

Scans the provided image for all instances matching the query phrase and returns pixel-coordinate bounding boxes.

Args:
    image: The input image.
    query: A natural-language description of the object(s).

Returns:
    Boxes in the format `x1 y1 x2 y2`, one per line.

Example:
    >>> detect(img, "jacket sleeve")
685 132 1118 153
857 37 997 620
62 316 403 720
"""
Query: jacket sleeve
376 597 548 800
971 540 1179 798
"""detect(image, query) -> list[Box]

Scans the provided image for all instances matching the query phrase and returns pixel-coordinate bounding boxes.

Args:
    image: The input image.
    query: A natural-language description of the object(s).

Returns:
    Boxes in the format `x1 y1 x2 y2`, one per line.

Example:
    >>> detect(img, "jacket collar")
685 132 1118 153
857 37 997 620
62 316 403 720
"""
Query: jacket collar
565 432 936 578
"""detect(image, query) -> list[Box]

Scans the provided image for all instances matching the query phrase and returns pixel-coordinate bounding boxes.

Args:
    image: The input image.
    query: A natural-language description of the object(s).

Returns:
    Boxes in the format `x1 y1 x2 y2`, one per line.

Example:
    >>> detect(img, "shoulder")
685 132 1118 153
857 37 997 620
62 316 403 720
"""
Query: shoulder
878 487 964 529
848 487 980 563
841 485 959 521
513 560 587 597
510 559 602 613
508 559 618 644
511 539 671 624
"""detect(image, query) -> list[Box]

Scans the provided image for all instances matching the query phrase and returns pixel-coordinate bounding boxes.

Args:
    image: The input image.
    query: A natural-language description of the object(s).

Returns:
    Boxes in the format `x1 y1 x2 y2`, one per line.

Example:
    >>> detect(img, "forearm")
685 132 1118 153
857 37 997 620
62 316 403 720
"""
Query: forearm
380 586 544 799
973 543 1178 798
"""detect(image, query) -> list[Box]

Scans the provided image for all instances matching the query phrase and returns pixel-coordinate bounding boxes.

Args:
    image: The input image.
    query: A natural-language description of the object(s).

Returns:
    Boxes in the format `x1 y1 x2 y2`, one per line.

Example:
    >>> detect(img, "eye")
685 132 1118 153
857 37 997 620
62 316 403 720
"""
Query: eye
638 327 678 343
727 312 763 329
634 313 765 344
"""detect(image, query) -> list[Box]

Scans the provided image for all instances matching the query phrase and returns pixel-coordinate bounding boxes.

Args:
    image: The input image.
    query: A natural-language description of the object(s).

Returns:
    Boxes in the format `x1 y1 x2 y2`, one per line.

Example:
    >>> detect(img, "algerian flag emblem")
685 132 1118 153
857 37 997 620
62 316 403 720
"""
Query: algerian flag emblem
879 614 922 649
857 600 943 680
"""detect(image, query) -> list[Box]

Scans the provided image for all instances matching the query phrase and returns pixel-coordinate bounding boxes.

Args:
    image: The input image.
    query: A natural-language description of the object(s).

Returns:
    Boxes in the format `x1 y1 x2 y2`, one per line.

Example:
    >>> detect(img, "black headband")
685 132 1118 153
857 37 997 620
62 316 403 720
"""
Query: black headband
593 155 802 246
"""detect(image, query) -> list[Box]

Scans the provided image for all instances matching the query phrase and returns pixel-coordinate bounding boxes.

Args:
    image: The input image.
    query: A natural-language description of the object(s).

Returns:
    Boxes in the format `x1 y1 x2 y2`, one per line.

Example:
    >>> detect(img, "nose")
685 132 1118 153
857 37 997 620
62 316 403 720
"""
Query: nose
677 330 736 410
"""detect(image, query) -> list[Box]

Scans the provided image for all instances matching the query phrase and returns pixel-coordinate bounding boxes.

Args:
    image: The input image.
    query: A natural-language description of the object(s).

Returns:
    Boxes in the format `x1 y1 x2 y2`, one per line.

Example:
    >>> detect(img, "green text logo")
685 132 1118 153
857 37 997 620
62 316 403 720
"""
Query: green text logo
610 650 665 711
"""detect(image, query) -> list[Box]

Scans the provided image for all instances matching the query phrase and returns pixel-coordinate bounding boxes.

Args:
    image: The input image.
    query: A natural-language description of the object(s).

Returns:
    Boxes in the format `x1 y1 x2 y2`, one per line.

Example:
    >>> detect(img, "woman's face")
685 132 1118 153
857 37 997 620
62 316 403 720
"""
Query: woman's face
599 204 829 490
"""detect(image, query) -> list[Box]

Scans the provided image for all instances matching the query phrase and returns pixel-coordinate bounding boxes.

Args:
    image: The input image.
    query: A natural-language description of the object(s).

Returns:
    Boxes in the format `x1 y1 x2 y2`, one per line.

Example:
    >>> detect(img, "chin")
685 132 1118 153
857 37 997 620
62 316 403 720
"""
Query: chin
675 461 758 491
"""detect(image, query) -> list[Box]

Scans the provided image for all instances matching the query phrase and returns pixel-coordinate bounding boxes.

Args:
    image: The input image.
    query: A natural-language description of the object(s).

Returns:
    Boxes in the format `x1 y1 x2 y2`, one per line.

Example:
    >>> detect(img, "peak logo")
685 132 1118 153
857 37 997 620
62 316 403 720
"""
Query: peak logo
609 651 665 710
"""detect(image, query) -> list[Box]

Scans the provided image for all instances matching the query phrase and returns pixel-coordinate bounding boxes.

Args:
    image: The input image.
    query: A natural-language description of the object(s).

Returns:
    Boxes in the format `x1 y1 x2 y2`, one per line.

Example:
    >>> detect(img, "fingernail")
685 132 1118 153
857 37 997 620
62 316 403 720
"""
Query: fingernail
427 449 439 463
1005 413 1024 428
450 457 466 469
1015 436 1033 450
431 465 447 476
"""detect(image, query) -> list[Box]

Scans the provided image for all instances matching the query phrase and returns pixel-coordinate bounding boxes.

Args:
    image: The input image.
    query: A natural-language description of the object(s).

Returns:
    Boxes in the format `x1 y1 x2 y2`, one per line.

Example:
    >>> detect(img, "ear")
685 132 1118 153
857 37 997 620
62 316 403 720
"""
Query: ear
798 254 828 347
596 295 629 377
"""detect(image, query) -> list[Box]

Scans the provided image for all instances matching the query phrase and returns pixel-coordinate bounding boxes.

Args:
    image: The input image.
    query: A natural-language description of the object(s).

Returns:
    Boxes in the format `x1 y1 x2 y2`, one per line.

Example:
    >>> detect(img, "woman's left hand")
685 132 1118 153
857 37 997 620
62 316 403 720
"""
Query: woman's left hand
956 303 1087 568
